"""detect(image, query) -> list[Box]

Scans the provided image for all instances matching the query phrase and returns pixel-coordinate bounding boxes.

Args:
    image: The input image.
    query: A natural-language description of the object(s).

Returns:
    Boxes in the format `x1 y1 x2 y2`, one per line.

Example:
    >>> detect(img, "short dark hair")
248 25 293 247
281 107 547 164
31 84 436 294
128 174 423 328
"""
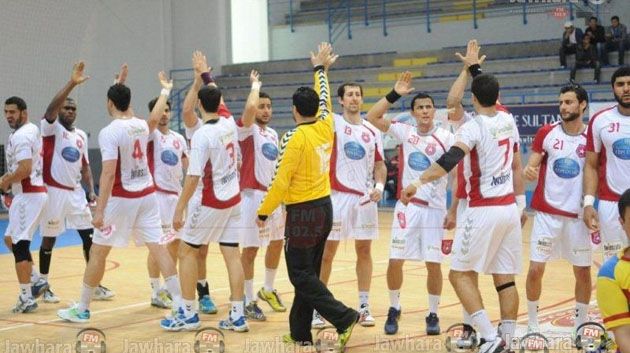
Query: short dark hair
589 16 598 22
410 92 435 111
471 74 500 107
292 87 319 117
147 97 171 113
618 188 630 219
5 96 27 111
259 91 272 102
197 86 222 113
611 15 620 22
337 82 363 98
611 66 630 87
107 84 131 111
560 84 589 112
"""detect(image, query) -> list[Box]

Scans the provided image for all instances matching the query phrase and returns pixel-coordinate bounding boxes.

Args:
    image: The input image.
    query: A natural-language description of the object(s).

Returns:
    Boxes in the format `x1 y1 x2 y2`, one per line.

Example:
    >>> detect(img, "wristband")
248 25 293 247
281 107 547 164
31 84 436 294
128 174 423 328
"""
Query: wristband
385 89 402 104
583 195 595 208
201 72 214 85
313 65 325 72
468 64 482 78
374 183 384 193
516 194 526 213
258 214 268 221
251 82 262 91
160 88 171 97
411 179 422 188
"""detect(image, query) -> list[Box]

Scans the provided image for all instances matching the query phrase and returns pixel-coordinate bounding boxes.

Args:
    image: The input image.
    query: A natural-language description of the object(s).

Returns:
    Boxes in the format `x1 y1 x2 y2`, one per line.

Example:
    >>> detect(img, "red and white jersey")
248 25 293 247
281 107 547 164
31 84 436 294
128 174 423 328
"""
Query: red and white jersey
531 122 587 218
330 114 384 195
5 122 46 194
237 120 279 191
388 123 454 209
586 105 630 201
98 117 155 198
456 110 519 207
187 118 240 209
41 119 89 190
148 129 187 195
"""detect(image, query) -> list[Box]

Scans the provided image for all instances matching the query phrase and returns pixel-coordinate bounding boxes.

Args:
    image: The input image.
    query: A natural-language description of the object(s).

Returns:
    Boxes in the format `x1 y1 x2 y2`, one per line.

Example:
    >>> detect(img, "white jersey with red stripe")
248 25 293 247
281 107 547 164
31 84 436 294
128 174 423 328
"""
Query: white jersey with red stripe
457 110 520 207
531 122 586 218
148 129 187 195
586 105 630 201
236 120 279 191
6 122 46 194
41 119 89 190
187 118 240 209
330 114 384 195
98 117 155 198
388 122 454 209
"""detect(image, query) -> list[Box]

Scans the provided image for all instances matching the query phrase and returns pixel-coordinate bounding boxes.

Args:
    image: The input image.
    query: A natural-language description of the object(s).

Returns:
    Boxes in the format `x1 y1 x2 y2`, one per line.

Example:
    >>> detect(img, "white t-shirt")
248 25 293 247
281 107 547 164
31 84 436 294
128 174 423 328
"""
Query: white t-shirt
148 129 187 194
5 122 46 194
236 120 279 191
41 119 89 190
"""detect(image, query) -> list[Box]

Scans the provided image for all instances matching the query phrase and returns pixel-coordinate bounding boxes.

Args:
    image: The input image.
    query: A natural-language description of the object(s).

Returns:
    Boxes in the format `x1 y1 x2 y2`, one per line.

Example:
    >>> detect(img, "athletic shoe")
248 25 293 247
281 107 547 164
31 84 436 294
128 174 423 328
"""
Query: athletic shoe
478 337 506 353
93 285 115 300
199 294 218 314
151 289 172 309
425 312 440 335
31 278 49 299
257 287 286 312
218 316 249 332
43 288 60 303
245 301 266 321
358 304 375 327
312 310 326 328
12 296 38 313
384 307 401 335
527 323 540 334
57 304 90 323
160 310 200 331
338 315 359 352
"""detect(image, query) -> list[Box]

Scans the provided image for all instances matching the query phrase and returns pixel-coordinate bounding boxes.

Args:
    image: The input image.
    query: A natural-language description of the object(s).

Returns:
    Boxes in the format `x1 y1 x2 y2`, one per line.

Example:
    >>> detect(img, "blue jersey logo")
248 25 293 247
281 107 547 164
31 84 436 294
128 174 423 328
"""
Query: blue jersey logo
261 143 279 161
344 141 366 160
61 147 80 163
408 152 431 171
161 150 179 166
612 138 630 160
552 158 580 179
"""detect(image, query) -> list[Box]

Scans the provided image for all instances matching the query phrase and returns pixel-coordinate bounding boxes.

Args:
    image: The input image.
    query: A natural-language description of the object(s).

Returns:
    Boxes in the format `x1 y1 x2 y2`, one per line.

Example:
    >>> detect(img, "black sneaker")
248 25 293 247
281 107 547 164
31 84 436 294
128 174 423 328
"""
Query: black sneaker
425 312 440 335
384 307 401 335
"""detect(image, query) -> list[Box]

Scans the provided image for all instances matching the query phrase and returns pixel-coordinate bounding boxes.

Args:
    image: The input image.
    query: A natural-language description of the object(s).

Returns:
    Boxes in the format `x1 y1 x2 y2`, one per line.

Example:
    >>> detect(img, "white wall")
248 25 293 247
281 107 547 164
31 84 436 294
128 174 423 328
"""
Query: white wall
231 0 269 63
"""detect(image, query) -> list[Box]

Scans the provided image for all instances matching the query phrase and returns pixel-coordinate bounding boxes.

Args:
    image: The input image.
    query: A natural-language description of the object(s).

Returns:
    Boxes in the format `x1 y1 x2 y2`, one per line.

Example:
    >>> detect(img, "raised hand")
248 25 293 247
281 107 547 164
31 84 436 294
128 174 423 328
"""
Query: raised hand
310 42 333 68
71 61 89 85
394 71 415 96
455 39 486 68
114 63 128 85
158 71 173 90
192 50 210 75
250 70 261 85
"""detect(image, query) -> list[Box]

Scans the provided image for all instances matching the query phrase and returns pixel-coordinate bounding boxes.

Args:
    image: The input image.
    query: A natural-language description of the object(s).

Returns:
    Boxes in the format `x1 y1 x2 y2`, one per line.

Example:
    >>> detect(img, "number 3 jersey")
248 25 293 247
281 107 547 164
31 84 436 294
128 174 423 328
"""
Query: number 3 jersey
98 117 155 197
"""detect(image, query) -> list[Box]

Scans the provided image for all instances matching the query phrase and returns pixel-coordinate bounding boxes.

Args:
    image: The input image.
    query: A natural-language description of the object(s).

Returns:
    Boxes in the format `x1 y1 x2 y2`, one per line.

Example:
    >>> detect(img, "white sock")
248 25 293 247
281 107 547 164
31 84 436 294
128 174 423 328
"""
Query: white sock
40 274 48 281
231 301 244 320
244 279 254 304
31 265 40 281
527 300 539 327
19 283 32 300
471 310 496 341
359 291 369 307
500 320 516 345
78 283 95 312
197 279 207 287
150 278 161 297
264 268 277 292
575 302 589 330
183 299 196 318
463 308 473 325
428 294 440 315
389 290 400 310
164 275 182 307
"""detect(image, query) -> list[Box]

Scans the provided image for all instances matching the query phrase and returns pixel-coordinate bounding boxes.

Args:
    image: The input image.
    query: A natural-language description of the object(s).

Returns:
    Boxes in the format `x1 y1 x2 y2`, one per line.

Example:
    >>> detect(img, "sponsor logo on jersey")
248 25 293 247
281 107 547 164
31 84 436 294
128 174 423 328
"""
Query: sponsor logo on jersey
61 146 81 162
261 142 279 161
160 150 179 166
344 141 366 160
490 171 511 186
408 152 431 171
612 138 630 160
552 158 580 179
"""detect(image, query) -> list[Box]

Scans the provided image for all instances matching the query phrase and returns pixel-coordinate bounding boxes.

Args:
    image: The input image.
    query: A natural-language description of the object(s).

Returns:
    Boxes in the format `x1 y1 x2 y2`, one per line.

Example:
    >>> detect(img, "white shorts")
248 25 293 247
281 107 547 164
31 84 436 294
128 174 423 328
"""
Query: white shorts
92 193 162 247
40 186 92 237
6 193 47 244
389 201 445 262
329 191 379 241
451 204 522 274
238 190 284 248
598 200 629 259
530 212 592 267
156 191 180 244
181 193 241 246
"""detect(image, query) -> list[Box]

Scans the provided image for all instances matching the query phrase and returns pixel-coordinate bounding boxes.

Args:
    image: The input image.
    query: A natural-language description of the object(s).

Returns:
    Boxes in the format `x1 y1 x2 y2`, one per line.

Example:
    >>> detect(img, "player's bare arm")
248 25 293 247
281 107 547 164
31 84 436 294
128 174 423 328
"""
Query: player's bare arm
443 169 458 230
523 152 543 181
182 51 206 128
147 71 173 133
172 175 200 231
240 70 262 128
370 160 387 202
612 325 630 353
0 159 32 192
365 71 414 133
80 162 97 203
583 151 600 231
512 150 528 225
92 159 116 229
447 39 486 123
44 61 89 123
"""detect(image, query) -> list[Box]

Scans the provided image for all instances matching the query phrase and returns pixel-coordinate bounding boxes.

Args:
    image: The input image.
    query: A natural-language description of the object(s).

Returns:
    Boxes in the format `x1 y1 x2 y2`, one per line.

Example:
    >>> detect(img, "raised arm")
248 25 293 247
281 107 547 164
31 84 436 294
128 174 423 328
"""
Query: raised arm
365 71 415 133
448 40 487 123
43 62 89 123
240 70 262 128
147 71 173 133
583 151 600 231
182 51 207 129
310 42 337 121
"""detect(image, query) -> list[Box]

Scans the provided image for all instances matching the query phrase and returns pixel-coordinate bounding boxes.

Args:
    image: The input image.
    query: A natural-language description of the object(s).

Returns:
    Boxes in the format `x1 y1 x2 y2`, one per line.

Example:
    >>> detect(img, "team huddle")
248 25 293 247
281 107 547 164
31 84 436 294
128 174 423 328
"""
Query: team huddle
2 40 630 352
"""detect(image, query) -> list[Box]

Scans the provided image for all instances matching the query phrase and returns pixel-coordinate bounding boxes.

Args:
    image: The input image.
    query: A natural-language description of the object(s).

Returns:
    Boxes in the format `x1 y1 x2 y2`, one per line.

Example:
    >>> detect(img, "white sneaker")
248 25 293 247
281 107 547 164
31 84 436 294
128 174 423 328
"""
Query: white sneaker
312 310 326 329
527 323 540 334
43 289 60 303
93 285 115 300
358 304 375 327
478 337 506 353
12 296 38 313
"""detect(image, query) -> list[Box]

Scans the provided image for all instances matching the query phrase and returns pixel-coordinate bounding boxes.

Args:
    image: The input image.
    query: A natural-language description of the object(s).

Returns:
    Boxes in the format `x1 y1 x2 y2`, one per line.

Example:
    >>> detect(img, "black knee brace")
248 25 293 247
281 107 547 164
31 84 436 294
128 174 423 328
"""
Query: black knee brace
184 241 201 249
219 242 238 248
12 240 32 263
496 281 515 293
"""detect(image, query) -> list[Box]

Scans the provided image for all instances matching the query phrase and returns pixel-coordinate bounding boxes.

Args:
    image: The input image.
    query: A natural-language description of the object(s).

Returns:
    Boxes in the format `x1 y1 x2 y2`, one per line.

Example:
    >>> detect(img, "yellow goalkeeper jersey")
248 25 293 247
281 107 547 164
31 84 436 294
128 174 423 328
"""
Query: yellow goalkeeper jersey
596 247 630 331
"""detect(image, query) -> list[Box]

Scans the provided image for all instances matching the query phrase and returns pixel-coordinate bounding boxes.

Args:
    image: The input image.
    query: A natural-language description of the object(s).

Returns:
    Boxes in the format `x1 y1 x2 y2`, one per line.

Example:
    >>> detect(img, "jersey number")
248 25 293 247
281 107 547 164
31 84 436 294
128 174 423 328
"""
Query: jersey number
553 139 564 150
132 139 144 160
498 138 510 167
608 122 620 133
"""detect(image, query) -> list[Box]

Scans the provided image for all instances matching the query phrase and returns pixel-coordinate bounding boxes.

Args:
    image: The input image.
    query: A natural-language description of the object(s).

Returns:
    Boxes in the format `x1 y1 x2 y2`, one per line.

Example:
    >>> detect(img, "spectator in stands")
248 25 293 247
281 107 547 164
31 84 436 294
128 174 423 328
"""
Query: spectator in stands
605 15 628 66
561 21 583 68
571 35 601 84
585 16 608 65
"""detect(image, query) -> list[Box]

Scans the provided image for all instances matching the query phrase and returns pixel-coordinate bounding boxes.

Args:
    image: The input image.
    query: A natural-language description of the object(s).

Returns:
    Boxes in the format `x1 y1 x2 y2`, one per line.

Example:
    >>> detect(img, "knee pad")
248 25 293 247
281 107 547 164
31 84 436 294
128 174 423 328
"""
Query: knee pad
219 242 238 248
12 240 32 263
495 281 515 293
